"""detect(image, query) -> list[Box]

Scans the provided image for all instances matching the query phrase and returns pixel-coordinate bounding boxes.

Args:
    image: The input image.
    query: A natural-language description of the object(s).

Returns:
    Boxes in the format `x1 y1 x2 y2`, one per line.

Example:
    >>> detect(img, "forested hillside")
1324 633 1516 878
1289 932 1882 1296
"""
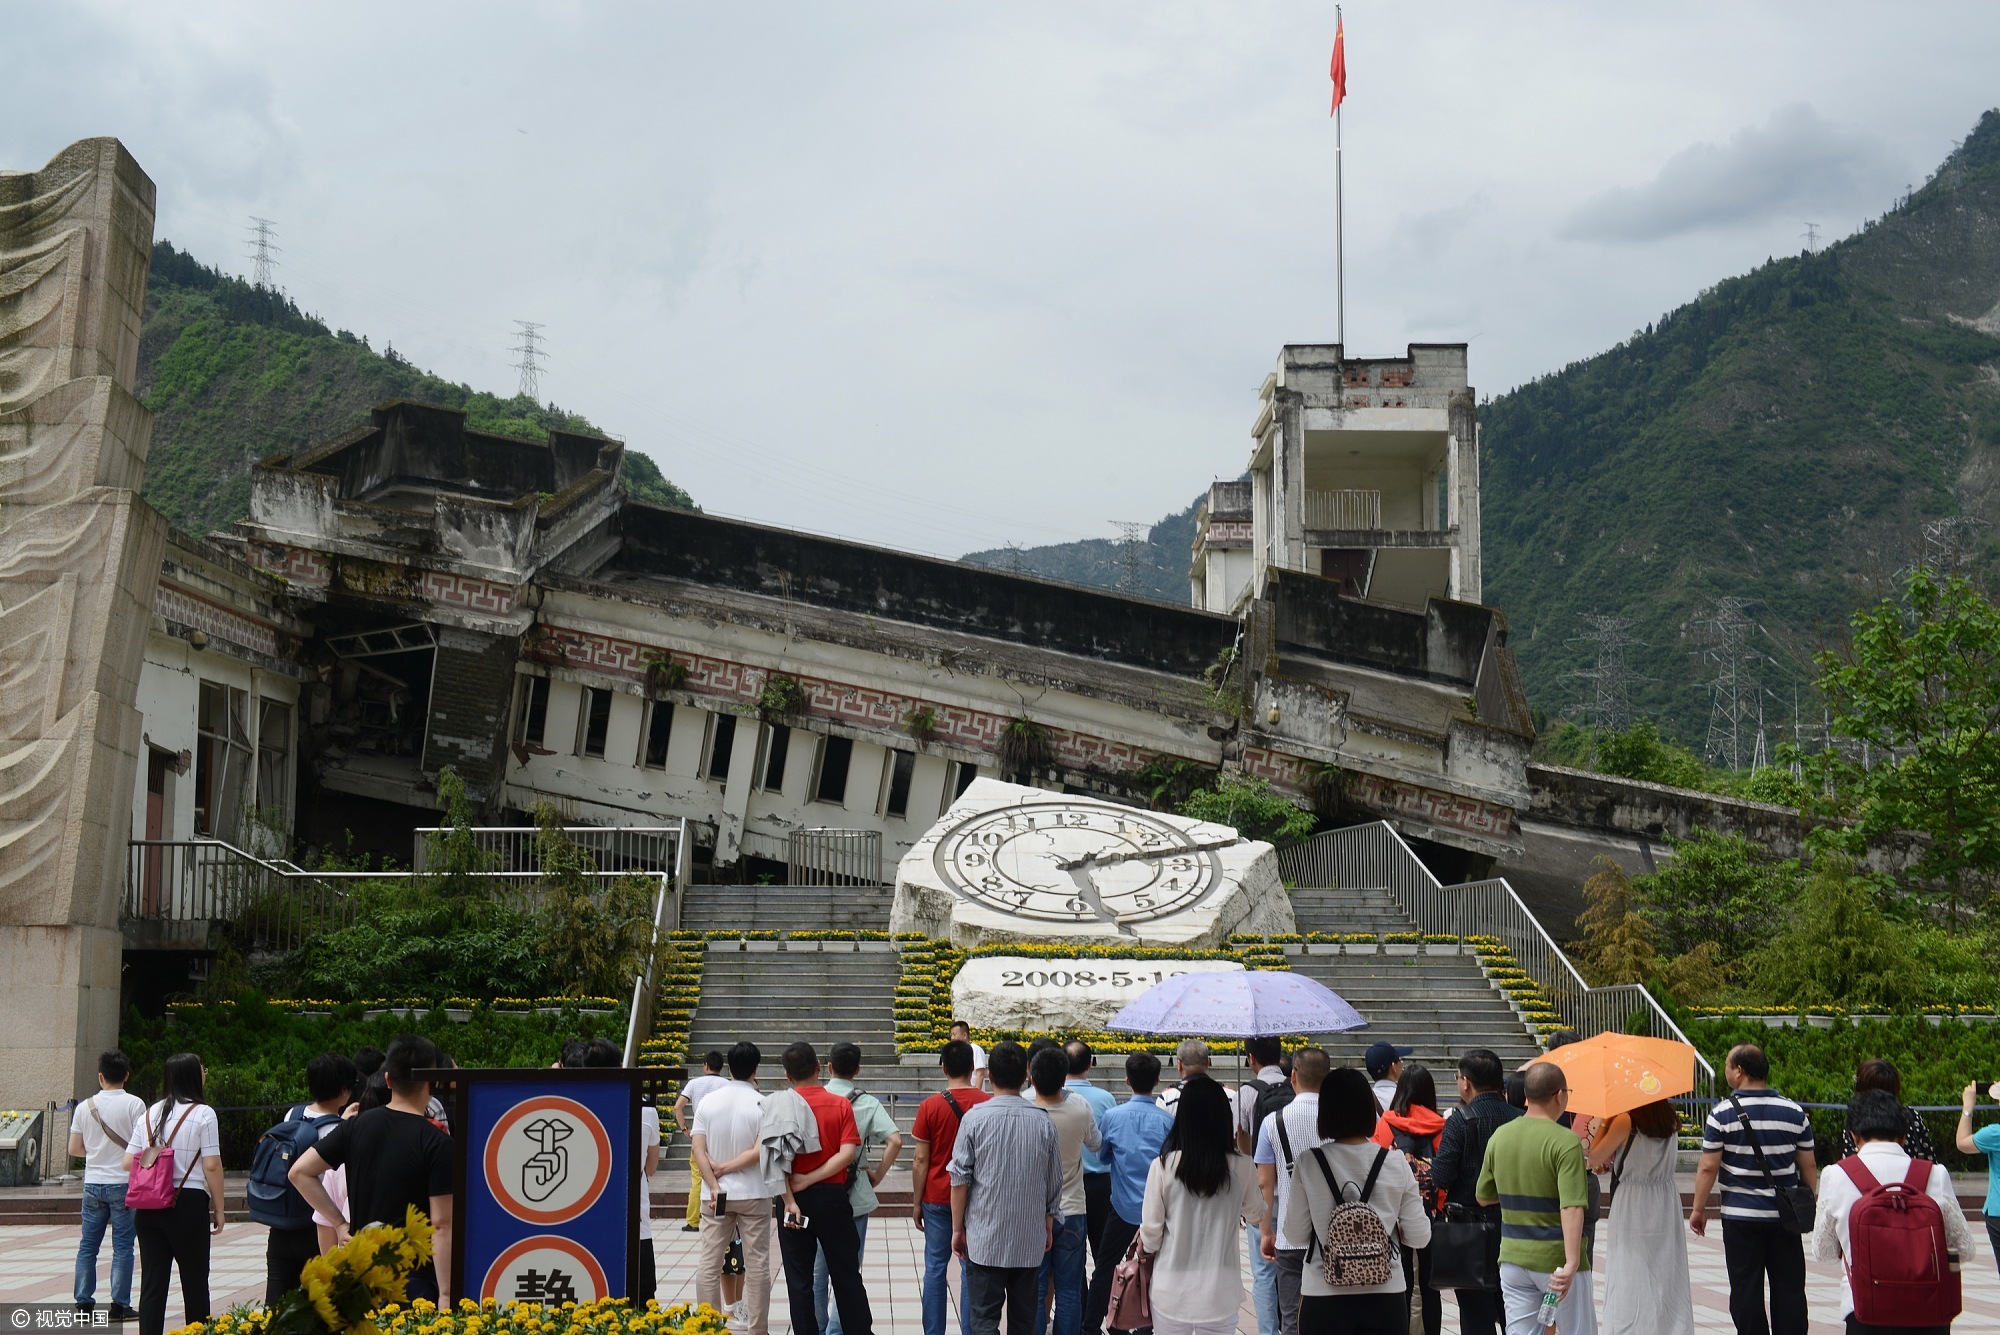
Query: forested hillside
961 500 1200 602
135 242 693 537
976 109 2000 752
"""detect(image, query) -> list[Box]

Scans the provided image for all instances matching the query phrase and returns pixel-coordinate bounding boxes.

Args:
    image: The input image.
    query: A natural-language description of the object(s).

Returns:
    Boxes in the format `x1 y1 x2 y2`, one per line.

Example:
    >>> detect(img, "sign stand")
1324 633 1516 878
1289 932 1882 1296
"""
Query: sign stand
420 1066 683 1305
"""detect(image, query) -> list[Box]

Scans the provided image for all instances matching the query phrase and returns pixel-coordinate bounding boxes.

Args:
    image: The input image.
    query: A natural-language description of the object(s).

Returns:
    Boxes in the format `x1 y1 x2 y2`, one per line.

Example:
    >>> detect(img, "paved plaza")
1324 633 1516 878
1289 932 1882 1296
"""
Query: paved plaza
8 1213 1999 1335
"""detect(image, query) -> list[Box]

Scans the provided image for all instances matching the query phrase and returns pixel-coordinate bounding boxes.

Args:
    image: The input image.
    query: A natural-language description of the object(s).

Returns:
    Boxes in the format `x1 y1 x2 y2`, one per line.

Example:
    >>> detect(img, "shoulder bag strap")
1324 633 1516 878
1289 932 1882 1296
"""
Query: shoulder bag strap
1304 1147 1339 1261
1838 1154 1881 1193
942 1092 964 1121
1900 1158 1932 1193
1275 1113 1295 1169
1356 1146 1389 1203
1726 1093 1787 1186
1608 1133 1637 1198
87 1095 113 1140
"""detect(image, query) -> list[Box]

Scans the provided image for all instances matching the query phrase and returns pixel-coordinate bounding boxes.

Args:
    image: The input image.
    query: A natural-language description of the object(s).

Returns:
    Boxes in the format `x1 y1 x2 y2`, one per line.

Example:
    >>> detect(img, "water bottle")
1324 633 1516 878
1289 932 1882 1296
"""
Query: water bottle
1540 1288 1562 1332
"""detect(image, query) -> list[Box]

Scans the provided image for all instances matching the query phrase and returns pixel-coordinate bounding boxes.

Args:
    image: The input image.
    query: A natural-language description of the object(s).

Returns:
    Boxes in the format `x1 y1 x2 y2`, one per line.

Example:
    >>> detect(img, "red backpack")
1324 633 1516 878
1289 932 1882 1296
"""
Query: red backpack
1839 1156 1961 1328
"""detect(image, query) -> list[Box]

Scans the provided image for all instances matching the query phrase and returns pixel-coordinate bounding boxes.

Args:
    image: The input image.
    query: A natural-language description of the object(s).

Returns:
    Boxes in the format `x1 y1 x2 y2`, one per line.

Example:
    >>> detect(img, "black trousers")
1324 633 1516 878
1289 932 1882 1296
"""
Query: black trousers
1399 1243 1440 1335
1989 1215 2000 1279
638 1238 656 1303
777 1183 872 1335
1845 1322 1948 1335
967 1261 1040 1335
264 1225 321 1305
1721 1219 1808 1335
1081 1212 1147 1335
1083 1174 1111 1274
136 1195 211 1335
1298 1292 1407 1335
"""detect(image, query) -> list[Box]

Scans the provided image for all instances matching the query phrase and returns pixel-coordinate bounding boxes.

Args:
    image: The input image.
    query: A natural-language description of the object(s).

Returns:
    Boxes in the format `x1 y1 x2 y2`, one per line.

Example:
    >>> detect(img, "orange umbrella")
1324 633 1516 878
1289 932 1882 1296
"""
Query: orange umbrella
1529 1032 1696 1118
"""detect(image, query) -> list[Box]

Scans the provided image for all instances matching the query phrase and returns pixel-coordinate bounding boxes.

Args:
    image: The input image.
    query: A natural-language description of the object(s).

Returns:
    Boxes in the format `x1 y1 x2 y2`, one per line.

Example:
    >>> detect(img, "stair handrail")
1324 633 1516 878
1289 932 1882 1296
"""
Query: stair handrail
623 819 693 1065
1279 822 1715 1105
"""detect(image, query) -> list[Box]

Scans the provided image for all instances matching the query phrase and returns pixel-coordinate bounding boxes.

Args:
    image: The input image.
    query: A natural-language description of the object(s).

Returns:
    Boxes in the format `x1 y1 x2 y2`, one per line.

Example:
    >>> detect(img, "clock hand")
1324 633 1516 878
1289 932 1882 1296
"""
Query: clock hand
1065 862 1136 937
1056 837 1242 871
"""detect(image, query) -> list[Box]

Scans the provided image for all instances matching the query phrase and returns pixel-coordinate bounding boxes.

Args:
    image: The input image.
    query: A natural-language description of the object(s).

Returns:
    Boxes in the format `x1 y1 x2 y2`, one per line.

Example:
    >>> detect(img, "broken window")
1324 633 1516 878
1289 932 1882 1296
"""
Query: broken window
577 687 612 759
195 682 251 839
949 760 980 802
516 676 551 748
812 735 853 805
640 701 673 769
704 713 737 781
760 724 790 792
882 748 915 819
256 699 292 829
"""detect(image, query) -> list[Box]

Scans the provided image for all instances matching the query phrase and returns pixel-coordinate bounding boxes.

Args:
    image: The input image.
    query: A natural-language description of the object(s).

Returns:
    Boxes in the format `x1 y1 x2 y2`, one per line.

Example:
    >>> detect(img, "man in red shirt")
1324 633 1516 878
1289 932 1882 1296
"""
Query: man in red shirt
911 1040 993 1335
776 1042 870 1335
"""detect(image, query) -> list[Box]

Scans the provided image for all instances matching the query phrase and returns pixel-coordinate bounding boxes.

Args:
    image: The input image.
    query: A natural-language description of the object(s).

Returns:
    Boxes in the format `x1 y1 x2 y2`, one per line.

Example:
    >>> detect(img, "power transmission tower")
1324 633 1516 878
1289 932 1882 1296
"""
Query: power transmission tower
1801 221 1821 252
1001 541 1027 575
1565 615 1650 735
1691 597 1763 770
1920 516 1988 576
1111 522 1149 595
245 217 280 288
510 321 547 401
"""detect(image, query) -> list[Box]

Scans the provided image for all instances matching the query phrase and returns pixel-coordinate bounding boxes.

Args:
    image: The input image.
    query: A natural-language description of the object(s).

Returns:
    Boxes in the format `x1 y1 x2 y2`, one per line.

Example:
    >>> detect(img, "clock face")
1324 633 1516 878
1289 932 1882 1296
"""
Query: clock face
931 800 1226 926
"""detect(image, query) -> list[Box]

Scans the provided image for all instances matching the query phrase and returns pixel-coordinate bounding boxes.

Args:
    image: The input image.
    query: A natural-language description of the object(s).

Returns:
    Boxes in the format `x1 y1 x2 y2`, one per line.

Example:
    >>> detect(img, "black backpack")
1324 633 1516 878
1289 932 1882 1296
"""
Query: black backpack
1248 1077 1295 1141
247 1106 341 1229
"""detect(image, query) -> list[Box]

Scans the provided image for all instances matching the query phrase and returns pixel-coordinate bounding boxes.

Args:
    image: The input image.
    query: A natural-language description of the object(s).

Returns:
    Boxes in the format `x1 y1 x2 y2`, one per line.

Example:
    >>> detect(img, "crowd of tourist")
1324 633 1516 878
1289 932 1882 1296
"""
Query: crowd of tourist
62 1030 2000 1335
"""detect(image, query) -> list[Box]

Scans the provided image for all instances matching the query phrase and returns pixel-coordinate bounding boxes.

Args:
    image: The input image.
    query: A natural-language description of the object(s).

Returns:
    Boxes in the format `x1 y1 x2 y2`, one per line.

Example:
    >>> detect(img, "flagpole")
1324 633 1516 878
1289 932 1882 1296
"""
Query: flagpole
1335 4 1344 351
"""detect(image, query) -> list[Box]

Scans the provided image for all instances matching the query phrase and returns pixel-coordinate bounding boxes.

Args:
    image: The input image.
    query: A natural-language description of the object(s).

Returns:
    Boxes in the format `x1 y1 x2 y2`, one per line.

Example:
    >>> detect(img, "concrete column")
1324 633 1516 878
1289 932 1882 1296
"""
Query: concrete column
1449 389 1482 603
714 718 763 867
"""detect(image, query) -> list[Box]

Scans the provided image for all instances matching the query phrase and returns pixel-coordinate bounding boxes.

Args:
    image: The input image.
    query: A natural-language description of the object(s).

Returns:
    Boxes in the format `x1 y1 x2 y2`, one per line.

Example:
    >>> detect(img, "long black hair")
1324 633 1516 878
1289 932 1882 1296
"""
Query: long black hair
155 1052 205 1137
1390 1063 1438 1117
1158 1075 1234 1198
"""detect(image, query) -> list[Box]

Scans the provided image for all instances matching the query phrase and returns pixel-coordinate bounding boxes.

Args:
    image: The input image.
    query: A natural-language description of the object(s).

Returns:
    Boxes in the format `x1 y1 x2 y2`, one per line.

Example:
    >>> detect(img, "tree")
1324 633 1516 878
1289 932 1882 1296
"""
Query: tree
1177 776 1316 847
1632 829 1800 960
1814 567 2000 917
1573 858 1659 985
1741 859 1911 1009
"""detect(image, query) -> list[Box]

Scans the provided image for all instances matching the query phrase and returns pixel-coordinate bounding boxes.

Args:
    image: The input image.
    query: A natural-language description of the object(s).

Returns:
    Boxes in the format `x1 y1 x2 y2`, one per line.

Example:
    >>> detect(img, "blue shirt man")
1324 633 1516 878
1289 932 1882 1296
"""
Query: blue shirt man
1063 1039 1120 1274
1081 1053 1174 1335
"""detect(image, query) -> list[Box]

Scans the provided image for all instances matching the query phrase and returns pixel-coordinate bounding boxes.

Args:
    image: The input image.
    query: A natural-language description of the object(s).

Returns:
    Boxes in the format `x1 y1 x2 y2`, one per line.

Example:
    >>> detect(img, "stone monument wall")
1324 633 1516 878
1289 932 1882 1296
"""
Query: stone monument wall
0 139 167 1107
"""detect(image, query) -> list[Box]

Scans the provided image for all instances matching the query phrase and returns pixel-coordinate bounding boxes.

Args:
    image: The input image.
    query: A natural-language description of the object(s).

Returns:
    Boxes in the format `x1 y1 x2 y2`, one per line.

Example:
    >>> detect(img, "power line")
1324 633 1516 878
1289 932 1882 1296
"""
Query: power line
1691 597 1763 770
1111 521 1150 595
1801 221 1821 253
244 217 281 288
510 321 547 402
1565 614 1650 735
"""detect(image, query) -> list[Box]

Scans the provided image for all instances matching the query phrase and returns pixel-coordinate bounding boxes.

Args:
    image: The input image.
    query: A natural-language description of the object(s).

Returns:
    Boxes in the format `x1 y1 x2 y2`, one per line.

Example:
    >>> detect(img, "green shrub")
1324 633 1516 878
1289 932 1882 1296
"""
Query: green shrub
1177 777 1315 847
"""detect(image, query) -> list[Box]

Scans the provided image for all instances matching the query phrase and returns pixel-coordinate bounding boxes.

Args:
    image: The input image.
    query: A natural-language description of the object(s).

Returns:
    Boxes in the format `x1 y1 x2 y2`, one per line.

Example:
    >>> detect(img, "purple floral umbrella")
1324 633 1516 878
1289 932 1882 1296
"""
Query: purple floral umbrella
1106 969 1368 1037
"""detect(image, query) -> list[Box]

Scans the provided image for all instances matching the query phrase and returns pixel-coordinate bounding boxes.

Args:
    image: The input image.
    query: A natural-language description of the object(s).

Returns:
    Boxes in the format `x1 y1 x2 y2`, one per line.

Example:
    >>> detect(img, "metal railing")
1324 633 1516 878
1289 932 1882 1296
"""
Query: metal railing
1278 822 1715 1103
413 825 682 876
1301 488 1383 531
623 820 692 1066
787 828 884 886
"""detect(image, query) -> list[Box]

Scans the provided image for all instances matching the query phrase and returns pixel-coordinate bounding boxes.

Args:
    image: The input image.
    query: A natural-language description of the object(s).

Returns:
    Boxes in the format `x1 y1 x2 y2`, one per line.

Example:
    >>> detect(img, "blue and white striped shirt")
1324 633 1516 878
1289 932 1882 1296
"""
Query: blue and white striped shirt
1702 1089 1811 1221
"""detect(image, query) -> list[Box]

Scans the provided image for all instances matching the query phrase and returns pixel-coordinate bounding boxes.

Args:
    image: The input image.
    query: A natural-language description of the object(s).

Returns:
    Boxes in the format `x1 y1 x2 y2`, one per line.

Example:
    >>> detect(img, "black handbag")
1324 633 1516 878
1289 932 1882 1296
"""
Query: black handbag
1426 1202 1501 1293
1727 1093 1816 1234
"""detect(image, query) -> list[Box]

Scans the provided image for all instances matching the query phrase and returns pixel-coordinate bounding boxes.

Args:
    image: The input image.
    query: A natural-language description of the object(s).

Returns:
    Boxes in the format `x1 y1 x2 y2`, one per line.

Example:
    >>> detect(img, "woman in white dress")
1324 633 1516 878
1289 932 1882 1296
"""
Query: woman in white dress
1591 1098 1694 1335
1139 1076 1266 1335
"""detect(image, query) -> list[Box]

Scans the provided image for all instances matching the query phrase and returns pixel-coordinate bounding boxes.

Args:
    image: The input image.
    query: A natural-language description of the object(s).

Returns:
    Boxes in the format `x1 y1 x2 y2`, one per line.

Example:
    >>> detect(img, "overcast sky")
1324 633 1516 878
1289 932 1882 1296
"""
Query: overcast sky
8 2 1997 556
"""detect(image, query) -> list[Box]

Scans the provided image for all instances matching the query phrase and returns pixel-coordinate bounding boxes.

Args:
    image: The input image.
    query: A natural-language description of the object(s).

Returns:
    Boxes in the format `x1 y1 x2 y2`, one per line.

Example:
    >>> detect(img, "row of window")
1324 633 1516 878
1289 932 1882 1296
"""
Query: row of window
511 676 978 819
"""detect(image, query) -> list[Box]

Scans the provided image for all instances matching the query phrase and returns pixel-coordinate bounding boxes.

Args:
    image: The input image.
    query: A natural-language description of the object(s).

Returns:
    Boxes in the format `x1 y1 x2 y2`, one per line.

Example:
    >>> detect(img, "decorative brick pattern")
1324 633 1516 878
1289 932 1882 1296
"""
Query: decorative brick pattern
153 583 283 658
421 569 517 615
1240 747 1311 790
1349 773 1514 838
255 543 331 588
1204 521 1253 546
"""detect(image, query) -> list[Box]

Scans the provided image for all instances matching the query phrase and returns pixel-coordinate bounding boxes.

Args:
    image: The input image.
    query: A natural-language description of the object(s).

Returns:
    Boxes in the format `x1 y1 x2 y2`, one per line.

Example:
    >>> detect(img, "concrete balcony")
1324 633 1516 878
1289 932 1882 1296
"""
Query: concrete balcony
1302 488 1382 529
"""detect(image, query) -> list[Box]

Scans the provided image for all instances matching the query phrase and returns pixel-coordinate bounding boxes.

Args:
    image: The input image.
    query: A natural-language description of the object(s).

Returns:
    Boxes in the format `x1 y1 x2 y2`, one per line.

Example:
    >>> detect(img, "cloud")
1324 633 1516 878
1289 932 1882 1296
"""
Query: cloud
1563 103 1901 243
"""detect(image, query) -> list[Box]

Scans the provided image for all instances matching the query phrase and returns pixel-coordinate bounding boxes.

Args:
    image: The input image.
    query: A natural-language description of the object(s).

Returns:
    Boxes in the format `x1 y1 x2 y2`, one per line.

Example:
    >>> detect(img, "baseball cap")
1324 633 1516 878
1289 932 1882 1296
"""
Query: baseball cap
1364 1041 1413 1077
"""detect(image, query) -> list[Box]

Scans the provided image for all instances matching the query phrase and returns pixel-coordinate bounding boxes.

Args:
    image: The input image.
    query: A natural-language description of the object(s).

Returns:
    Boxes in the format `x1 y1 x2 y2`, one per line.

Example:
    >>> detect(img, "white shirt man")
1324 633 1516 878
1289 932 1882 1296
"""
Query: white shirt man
692 1055 774 1335
69 1058 145 1316
1254 1048 1330 1335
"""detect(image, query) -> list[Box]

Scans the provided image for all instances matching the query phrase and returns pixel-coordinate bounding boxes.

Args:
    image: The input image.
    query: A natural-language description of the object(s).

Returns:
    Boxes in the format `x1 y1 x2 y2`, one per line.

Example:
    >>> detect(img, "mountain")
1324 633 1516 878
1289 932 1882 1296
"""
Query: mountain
135 242 693 537
973 109 2000 752
961 499 1201 602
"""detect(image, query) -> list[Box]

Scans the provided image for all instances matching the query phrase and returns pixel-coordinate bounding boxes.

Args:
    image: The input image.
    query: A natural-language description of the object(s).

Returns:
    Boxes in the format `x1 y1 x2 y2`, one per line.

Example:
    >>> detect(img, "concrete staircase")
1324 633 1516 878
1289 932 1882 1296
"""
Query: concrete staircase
679 884 893 933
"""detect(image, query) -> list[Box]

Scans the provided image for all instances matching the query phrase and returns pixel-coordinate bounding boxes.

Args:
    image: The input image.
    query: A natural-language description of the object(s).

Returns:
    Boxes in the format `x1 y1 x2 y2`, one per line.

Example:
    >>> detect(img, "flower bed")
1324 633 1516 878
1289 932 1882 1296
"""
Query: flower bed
184 1297 727 1335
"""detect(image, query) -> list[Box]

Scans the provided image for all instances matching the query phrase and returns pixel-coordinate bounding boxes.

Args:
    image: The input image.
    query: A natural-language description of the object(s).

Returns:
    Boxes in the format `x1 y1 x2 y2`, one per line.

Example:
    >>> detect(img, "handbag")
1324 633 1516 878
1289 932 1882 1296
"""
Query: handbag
126 1103 198 1211
1104 1230 1154 1332
1426 1202 1501 1293
1727 1093 1816 1234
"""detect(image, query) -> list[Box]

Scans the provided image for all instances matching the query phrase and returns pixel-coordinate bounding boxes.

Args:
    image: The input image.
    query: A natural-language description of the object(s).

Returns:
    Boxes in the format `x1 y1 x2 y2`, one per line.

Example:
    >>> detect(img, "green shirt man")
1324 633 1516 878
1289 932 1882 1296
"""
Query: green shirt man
1475 1061 1591 1330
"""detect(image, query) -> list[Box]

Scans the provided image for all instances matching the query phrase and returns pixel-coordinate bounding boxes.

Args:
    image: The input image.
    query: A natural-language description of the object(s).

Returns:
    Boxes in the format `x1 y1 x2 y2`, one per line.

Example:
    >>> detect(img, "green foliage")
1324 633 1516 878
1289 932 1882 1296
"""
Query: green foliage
756 674 805 719
959 499 1203 602
1813 567 2000 915
531 805 664 999
282 894 555 1002
1573 859 1658 985
1131 755 1218 810
1741 859 1913 1009
1633 829 1800 961
997 717 1054 775
1177 776 1316 847
137 242 693 535
119 994 624 1165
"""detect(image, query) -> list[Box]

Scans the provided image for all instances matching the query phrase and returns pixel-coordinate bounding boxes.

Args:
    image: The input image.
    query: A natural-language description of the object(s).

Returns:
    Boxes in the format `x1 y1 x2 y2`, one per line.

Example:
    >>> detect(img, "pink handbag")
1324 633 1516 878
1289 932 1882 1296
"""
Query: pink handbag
1105 1232 1154 1332
126 1104 197 1210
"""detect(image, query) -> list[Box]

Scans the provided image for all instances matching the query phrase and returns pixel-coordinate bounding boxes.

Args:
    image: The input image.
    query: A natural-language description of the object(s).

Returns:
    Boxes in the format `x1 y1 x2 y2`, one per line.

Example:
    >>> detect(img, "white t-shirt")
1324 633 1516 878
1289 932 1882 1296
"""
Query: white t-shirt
690 1080 767 1200
76 1090 146 1185
1371 1079 1398 1114
640 1104 661 1202
1237 1066 1286 1137
1252 1093 1323 1251
126 1101 222 1195
680 1073 729 1121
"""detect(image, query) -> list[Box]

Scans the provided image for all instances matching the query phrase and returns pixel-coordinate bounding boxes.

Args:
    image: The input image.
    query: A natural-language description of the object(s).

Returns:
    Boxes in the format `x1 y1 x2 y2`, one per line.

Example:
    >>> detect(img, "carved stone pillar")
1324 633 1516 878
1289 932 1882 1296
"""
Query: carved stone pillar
0 139 168 1107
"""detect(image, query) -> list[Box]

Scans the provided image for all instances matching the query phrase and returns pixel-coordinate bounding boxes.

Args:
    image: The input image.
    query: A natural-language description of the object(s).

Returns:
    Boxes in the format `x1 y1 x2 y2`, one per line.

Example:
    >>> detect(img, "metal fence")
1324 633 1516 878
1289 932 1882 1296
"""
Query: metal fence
1278 822 1715 1103
412 825 683 877
1302 488 1383 530
787 828 884 886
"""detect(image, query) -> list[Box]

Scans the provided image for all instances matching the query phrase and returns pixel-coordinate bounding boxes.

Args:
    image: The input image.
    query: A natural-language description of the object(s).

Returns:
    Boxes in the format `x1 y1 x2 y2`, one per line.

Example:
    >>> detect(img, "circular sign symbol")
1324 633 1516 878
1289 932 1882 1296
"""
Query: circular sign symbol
479 1234 610 1305
485 1096 613 1225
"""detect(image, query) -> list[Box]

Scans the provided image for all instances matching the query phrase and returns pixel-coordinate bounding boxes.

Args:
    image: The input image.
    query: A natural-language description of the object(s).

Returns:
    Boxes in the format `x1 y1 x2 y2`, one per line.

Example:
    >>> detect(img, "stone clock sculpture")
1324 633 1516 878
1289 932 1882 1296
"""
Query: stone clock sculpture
892 779 1297 950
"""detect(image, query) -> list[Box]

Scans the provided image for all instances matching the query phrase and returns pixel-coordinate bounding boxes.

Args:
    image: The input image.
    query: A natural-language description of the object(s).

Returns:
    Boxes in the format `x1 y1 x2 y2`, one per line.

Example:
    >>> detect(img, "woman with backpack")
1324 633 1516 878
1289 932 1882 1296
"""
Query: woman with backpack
1587 1098 1692 1335
1370 1063 1445 1335
1283 1068 1431 1335
1818 1089 1975 1333
1138 1076 1266 1335
121 1053 224 1335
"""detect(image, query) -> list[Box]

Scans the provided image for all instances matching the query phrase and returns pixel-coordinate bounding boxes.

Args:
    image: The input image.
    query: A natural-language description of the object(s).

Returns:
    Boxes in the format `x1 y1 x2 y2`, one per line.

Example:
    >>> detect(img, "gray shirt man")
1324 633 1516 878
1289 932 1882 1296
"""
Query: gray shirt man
948 1091 1063 1268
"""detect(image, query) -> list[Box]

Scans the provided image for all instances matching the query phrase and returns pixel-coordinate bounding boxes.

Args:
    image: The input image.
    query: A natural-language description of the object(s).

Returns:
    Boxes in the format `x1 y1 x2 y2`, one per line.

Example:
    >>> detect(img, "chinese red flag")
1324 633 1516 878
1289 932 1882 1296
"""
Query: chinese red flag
1329 18 1347 115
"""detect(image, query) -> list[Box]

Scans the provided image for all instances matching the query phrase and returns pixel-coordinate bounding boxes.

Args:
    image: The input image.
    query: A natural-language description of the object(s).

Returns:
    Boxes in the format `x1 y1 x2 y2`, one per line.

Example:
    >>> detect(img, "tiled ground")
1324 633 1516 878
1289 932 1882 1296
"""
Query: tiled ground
10 1214 2000 1334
